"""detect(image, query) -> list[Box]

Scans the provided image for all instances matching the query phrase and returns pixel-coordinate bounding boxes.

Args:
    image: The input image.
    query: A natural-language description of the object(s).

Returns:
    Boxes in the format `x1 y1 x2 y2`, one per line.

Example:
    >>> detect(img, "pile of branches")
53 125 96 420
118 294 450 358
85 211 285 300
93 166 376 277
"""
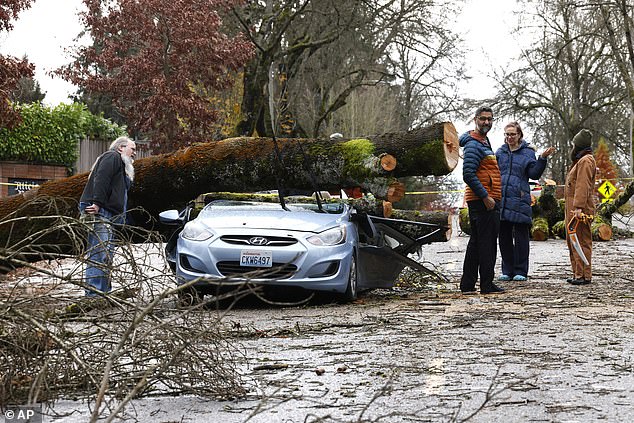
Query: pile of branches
0 197 250 421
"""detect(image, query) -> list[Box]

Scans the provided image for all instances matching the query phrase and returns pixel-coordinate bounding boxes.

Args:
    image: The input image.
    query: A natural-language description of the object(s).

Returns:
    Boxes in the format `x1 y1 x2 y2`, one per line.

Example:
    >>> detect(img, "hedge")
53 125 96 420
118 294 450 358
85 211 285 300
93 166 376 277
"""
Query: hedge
0 102 126 167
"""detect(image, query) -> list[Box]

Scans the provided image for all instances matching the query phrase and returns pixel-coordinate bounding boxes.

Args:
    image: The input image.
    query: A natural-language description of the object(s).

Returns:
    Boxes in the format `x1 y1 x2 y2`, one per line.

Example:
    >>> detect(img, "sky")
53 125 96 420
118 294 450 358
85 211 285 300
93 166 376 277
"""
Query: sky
0 0 86 107
0 0 524 150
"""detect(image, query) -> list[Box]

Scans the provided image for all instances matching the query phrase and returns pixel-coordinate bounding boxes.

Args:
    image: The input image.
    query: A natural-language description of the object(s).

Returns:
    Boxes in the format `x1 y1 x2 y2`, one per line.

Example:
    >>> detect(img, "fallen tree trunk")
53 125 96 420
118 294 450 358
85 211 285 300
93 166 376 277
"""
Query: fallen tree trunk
532 182 563 228
552 220 565 239
591 216 613 241
366 122 460 176
530 217 549 241
458 208 470 235
0 123 458 222
0 124 458 267
387 209 452 243
597 179 634 224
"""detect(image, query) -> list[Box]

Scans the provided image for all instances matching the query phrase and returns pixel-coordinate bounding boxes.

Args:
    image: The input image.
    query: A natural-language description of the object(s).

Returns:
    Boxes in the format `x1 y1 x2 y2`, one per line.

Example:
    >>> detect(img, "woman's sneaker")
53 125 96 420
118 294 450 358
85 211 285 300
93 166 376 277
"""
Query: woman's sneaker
498 274 511 281
512 275 527 281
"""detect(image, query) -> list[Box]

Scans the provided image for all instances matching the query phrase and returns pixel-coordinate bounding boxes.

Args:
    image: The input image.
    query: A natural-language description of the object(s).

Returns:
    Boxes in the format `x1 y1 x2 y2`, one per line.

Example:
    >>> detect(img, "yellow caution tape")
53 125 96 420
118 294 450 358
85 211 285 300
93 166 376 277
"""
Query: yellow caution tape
0 182 40 187
405 190 465 195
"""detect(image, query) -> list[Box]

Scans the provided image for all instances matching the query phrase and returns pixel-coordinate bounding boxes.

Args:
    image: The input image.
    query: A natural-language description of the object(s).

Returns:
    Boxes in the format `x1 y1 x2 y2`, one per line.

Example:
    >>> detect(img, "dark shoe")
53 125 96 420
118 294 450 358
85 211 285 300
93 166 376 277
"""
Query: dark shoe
461 287 477 294
481 283 505 294
569 278 591 285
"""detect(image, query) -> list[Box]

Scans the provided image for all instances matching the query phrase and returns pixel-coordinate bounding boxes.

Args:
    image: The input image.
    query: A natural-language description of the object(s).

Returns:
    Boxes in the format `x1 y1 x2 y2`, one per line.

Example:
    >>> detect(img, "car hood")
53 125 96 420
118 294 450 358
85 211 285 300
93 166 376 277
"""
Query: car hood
197 209 347 233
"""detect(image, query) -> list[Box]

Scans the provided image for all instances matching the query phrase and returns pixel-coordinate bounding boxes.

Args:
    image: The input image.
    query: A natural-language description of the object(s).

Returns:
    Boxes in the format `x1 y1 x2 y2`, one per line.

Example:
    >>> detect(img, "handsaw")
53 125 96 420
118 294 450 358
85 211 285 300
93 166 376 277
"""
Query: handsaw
567 214 592 265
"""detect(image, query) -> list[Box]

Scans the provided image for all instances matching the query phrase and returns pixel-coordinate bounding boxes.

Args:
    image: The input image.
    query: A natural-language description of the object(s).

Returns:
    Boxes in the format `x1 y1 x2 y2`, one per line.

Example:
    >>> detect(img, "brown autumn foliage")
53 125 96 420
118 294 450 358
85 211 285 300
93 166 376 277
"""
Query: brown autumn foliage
58 0 254 153
595 138 619 185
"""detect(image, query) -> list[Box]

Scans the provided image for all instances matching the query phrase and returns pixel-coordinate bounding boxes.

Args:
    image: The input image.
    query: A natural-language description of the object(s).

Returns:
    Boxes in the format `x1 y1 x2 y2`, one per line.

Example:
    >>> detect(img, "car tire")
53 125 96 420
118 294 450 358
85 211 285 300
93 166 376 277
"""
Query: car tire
177 286 203 306
340 254 358 302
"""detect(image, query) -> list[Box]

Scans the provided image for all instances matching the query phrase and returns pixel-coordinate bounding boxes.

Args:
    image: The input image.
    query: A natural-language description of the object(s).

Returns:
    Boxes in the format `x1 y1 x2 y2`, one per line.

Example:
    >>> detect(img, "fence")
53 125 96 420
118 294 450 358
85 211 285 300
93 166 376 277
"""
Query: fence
75 137 152 173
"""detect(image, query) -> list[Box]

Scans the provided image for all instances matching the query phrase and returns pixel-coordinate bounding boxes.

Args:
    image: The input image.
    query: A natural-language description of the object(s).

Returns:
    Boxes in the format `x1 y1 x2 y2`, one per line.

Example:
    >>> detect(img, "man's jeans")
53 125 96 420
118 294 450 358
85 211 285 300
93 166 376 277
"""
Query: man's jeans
80 204 119 297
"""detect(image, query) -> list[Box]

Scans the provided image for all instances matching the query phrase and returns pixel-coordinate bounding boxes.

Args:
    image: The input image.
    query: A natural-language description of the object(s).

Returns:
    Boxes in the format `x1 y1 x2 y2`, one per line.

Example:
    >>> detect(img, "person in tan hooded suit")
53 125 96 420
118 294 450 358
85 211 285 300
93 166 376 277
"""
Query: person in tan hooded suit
564 129 596 285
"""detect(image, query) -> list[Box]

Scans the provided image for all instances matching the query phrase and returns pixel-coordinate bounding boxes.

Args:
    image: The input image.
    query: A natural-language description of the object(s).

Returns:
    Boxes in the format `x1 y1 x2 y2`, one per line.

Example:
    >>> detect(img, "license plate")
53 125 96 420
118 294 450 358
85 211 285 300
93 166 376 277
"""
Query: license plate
240 250 273 267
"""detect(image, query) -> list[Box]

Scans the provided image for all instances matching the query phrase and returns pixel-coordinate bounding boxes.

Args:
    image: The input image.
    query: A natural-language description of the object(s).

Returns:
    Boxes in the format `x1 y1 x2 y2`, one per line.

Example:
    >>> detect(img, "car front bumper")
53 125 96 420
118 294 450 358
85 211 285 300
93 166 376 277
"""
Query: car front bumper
174 229 355 293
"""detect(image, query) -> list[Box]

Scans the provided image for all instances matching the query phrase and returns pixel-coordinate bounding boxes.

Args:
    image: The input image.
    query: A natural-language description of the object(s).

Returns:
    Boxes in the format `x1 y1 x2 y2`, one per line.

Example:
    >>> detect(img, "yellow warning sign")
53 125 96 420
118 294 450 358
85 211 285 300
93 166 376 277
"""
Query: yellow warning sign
598 180 617 199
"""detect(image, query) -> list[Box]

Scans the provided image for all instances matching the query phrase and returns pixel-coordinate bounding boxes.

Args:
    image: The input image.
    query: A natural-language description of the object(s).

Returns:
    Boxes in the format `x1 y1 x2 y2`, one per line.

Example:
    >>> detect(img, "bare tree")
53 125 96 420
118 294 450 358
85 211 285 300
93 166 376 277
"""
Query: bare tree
596 0 634 175
493 0 629 181
233 0 465 138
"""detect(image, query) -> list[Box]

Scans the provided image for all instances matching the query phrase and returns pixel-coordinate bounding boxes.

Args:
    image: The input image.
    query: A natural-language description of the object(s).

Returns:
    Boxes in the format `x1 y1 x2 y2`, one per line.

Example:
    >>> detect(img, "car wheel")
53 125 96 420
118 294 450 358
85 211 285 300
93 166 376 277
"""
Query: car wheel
177 286 203 306
341 254 358 302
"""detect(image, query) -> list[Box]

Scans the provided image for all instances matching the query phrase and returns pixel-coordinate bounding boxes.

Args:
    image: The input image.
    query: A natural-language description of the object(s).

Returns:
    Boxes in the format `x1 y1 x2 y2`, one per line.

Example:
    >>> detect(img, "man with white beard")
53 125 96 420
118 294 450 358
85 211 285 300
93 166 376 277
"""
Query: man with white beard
79 136 136 296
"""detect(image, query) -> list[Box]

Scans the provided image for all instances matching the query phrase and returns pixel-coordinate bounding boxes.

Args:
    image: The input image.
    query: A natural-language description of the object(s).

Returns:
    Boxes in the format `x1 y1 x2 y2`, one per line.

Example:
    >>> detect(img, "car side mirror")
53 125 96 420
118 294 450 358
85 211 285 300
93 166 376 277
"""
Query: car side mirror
159 209 181 225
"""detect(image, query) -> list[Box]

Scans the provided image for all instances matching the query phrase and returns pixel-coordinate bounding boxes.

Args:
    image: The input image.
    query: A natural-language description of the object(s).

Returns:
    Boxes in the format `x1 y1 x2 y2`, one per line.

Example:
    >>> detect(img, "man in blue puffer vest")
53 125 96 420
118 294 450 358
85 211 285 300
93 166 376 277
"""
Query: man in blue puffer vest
495 121 555 282
460 106 504 294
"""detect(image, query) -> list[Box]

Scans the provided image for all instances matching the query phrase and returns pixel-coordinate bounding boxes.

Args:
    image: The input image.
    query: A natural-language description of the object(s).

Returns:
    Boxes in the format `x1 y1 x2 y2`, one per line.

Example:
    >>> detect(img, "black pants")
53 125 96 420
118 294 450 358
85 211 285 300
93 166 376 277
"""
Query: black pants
499 220 530 277
461 200 500 292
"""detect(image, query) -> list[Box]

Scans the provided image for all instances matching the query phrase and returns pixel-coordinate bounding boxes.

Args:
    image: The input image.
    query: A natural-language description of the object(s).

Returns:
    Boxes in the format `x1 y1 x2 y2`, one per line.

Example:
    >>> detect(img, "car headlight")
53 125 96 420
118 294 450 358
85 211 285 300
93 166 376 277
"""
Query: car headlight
181 222 215 241
307 225 346 246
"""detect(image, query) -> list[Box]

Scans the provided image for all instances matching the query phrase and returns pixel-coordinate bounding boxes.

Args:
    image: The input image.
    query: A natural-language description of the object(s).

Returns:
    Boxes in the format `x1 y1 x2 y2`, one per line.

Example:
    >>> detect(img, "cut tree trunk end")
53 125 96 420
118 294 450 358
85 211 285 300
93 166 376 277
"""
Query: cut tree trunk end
591 216 613 241
530 217 549 241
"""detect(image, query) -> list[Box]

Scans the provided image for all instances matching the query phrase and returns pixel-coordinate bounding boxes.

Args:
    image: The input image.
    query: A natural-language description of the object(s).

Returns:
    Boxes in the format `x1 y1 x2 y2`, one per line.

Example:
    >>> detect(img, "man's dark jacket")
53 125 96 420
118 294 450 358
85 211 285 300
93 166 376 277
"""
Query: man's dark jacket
80 150 129 215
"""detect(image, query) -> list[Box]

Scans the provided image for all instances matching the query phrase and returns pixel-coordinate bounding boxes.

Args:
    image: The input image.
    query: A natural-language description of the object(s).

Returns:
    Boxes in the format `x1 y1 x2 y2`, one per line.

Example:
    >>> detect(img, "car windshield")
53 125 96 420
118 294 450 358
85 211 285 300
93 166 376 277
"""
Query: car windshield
201 200 345 215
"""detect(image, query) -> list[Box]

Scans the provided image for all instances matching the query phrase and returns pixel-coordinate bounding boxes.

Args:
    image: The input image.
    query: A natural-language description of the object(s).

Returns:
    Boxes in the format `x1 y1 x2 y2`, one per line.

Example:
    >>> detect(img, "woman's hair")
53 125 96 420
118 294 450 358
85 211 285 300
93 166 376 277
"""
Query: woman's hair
504 121 524 140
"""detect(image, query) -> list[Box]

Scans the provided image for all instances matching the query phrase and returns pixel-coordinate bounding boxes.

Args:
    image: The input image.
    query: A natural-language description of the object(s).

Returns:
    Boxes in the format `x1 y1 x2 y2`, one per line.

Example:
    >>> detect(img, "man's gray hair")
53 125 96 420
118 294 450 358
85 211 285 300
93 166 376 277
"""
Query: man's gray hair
109 136 133 151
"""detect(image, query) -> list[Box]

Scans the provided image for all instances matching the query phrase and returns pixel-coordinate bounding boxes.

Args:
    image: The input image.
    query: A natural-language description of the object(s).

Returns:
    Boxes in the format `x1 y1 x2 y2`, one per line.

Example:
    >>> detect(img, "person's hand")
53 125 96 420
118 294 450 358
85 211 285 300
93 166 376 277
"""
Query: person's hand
572 208 583 219
483 195 496 211
85 203 100 214
541 147 556 158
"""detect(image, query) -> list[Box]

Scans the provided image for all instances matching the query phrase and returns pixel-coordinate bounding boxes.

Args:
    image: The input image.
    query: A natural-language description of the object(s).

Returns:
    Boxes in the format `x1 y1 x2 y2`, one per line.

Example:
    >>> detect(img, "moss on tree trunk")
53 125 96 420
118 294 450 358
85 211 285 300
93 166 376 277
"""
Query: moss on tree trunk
458 208 470 235
0 124 459 265
530 217 550 241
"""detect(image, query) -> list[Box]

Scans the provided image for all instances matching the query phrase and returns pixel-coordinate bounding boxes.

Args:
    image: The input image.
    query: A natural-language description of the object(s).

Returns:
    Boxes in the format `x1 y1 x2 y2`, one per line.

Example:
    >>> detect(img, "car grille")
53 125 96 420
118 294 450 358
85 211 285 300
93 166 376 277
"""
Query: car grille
217 261 298 279
220 235 298 246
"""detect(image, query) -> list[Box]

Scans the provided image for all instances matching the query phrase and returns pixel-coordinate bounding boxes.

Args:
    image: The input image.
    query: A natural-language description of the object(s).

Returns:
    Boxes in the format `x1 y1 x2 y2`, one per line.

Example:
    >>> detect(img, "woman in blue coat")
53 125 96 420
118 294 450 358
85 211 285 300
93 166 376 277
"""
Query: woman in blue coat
496 122 555 281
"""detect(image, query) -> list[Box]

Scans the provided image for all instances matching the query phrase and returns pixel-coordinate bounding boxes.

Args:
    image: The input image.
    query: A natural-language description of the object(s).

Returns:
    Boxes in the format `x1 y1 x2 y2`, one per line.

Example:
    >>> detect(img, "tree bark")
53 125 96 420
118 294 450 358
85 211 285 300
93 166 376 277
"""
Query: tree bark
368 122 459 176
591 216 613 241
0 122 458 255
597 179 634 224
0 123 458 223
387 209 452 243
530 217 550 241
531 183 564 227
458 208 470 235
552 220 565 239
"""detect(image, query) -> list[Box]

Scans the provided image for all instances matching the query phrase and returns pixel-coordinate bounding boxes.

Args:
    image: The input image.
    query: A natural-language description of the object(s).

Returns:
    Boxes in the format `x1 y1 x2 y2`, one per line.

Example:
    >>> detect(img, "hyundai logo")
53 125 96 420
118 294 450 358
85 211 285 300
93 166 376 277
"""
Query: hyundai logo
249 236 269 246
